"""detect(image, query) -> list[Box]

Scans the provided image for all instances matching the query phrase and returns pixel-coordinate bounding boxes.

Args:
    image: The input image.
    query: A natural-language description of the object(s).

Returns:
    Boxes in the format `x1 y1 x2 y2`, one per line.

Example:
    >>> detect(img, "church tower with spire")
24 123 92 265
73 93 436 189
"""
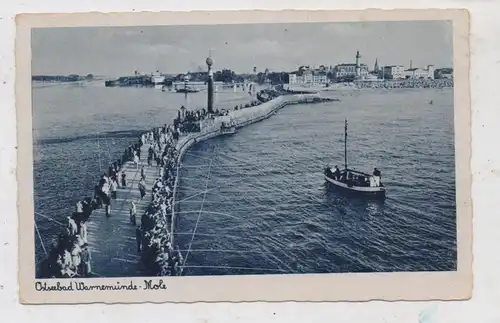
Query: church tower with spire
374 58 379 73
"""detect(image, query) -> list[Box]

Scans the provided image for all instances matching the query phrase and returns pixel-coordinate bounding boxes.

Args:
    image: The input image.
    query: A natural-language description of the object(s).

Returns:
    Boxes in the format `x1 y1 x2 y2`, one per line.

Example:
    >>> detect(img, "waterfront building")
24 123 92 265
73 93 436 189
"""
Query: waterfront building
333 63 369 79
313 74 327 84
288 67 327 85
434 68 453 79
303 71 313 83
403 65 435 79
332 50 369 81
363 73 381 81
382 65 405 79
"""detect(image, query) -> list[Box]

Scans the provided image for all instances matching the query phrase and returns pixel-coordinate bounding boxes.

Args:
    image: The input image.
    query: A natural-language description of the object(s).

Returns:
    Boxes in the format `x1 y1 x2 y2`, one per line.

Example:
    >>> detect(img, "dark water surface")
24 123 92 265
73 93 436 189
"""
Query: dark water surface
176 88 456 275
33 82 456 275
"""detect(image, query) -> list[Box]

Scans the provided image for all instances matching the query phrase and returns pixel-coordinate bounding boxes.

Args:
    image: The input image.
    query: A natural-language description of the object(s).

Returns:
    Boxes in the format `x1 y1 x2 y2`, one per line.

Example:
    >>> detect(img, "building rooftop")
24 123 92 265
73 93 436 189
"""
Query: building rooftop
336 63 368 67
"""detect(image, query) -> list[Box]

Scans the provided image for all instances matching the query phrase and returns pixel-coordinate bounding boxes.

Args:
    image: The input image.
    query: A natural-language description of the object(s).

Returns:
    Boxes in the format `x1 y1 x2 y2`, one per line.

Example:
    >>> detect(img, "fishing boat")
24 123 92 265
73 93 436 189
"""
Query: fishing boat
324 119 386 198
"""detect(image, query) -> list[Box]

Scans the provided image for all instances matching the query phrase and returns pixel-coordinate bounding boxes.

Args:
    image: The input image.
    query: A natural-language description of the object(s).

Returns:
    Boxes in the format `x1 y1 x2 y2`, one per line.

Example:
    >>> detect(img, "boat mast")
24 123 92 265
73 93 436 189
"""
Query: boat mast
344 119 348 170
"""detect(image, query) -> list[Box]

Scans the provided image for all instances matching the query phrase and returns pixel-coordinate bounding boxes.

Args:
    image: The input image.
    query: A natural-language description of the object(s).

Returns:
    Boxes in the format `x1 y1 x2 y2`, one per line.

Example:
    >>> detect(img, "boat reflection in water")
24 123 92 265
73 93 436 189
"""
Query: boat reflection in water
323 119 386 199
323 181 386 225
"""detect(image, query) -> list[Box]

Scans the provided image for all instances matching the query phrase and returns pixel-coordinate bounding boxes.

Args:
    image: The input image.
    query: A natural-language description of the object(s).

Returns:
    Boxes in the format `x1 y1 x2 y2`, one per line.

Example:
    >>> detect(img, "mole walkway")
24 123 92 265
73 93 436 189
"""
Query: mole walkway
86 143 160 278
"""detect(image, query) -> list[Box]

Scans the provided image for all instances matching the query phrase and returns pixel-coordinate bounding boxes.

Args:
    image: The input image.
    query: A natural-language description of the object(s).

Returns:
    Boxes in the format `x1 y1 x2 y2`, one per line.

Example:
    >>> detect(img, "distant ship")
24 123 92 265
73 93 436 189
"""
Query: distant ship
151 71 165 85
176 87 200 93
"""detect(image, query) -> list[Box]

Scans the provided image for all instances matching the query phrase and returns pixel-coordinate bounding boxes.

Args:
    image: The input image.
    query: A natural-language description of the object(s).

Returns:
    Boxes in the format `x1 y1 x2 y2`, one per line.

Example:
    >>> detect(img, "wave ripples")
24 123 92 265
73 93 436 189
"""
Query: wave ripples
175 88 457 275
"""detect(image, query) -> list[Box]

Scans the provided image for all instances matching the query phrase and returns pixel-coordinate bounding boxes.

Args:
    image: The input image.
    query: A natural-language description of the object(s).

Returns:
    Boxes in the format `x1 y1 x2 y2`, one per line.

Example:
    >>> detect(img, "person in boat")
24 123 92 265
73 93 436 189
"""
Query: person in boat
333 165 341 180
372 168 381 187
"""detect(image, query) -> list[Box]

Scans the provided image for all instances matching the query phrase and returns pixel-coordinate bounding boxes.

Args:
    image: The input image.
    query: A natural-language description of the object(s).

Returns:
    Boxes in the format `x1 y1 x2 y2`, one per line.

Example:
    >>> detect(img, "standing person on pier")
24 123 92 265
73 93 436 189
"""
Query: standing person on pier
101 180 111 217
67 216 78 236
135 225 142 253
134 151 140 170
103 194 111 218
148 146 154 166
75 200 83 218
155 154 161 169
121 172 127 187
110 178 118 199
136 144 141 160
129 201 137 225
94 185 102 208
79 243 91 277
138 178 147 200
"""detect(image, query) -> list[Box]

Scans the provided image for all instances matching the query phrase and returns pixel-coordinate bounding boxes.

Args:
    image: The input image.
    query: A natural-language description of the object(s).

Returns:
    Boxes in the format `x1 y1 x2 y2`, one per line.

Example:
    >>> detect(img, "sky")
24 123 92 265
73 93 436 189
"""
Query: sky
31 21 453 76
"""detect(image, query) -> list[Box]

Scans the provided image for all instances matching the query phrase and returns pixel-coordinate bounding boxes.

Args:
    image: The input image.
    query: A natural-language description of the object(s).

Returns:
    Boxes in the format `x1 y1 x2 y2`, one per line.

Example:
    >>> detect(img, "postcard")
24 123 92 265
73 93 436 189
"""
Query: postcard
16 9 472 303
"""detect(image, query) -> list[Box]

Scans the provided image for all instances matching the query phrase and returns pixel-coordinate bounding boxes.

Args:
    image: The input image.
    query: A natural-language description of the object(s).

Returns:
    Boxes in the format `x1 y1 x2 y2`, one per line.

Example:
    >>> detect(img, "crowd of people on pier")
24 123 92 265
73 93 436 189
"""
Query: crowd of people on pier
39 154 133 277
233 100 263 110
39 198 95 278
172 105 236 135
173 107 205 133
134 126 184 276
38 123 189 278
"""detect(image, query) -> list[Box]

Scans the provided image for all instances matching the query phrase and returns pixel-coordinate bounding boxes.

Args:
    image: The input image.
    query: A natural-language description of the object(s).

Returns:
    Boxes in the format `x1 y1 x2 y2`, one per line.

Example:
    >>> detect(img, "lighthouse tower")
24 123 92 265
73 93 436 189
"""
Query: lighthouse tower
206 52 214 114
355 50 361 79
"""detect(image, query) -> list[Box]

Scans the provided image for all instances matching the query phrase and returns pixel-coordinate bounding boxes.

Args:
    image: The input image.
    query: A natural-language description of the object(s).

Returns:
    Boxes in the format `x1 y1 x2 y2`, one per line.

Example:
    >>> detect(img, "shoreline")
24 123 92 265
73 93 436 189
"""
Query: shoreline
288 79 454 92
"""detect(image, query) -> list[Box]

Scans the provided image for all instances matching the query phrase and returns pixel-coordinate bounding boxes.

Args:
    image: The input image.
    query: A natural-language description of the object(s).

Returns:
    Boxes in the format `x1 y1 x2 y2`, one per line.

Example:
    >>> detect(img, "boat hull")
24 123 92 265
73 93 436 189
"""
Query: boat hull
176 89 199 93
324 175 386 198
220 127 237 135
